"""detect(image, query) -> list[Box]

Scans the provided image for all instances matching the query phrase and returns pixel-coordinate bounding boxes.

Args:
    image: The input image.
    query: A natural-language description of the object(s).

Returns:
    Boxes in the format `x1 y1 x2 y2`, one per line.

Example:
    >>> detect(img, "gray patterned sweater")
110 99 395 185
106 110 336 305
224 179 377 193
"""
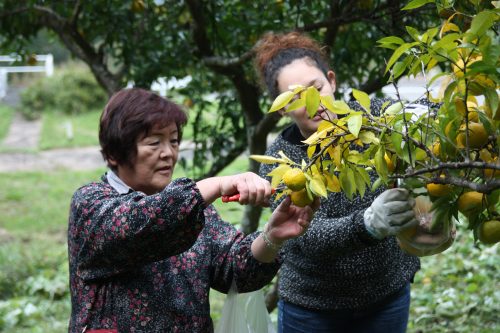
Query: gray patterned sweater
259 98 430 311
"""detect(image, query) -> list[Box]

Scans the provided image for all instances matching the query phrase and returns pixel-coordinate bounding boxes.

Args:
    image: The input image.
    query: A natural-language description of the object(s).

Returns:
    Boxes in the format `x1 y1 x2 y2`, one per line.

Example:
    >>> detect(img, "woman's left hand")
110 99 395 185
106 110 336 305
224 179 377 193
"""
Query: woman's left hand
265 196 320 246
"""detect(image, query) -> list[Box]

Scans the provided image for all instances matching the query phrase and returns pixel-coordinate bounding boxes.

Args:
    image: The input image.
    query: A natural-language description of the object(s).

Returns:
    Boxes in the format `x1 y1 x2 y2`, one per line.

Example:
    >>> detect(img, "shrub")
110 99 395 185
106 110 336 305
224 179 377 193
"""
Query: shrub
20 62 108 119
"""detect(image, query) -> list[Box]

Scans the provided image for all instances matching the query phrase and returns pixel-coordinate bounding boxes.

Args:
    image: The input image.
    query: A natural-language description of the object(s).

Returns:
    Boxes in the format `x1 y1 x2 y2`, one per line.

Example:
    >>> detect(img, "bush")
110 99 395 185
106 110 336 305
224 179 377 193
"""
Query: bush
20 62 108 119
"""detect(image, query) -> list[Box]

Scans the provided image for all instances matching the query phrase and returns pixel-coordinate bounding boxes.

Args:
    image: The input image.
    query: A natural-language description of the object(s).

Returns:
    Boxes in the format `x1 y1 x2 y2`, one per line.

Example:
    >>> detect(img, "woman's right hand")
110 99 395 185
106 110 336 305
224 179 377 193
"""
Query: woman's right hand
197 172 273 206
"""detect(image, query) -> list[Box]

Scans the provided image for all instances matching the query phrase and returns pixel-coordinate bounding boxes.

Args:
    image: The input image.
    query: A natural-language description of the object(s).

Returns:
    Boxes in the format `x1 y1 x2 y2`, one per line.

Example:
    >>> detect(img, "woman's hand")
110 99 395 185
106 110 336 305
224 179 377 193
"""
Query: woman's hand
251 196 319 262
197 172 272 206
219 172 273 206
265 196 319 245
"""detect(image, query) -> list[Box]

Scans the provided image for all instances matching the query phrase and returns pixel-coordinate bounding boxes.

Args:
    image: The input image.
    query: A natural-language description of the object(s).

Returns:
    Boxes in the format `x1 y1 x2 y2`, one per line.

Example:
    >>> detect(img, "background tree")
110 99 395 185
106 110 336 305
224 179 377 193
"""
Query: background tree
0 0 439 232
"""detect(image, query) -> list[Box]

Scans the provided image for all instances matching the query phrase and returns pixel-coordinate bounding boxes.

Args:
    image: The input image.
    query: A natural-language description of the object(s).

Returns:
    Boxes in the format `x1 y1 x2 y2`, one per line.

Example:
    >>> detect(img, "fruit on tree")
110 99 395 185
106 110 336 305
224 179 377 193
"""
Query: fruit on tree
477 219 500 244
457 191 485 215
484 157 500 179
456 122 488 148
384 153 395 173
426 175 451 197
283 168 307 191
290 188 314 207
131 0 145 12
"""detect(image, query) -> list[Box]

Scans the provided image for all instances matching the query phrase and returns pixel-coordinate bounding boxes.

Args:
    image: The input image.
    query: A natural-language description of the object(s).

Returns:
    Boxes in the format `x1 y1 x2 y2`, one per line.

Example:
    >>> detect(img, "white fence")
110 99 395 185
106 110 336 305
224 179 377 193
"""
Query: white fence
0 54 54 99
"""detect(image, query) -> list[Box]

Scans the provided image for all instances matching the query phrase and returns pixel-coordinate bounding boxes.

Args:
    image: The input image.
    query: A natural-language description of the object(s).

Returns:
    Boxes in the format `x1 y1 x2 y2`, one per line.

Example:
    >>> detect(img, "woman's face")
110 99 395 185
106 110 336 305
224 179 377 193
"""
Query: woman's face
114 122 179 195
276 58 337 138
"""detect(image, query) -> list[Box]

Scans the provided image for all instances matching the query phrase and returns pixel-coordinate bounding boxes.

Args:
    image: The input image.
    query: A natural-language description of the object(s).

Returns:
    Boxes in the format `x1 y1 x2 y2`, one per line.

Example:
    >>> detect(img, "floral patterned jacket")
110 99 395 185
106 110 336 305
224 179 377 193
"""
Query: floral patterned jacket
68 174 281 333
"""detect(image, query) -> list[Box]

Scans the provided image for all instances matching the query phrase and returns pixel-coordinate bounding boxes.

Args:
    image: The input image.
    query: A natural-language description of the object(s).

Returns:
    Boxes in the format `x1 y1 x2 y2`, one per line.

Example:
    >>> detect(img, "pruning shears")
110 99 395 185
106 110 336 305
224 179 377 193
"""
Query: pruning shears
221 186 287 203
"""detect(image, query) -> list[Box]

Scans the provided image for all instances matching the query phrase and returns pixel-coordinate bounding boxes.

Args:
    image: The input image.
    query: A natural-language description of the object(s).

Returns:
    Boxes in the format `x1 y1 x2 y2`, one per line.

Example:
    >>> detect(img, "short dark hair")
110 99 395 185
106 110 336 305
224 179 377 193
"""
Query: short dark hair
99 88 187 168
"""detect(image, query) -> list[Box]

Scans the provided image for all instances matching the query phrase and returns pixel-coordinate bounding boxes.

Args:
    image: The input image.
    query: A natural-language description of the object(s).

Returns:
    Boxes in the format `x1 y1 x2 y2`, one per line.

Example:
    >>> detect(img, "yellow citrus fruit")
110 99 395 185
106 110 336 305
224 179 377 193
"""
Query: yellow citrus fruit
384 153 395 173
283 168 307 191
290 188 314 207
457 191 486 215
131 0 145 12
426 182 451 197
452 55 482 78
478 219 500 244
426 175 451 197
431 141 441 156
457 122 488 148
484 157 500 178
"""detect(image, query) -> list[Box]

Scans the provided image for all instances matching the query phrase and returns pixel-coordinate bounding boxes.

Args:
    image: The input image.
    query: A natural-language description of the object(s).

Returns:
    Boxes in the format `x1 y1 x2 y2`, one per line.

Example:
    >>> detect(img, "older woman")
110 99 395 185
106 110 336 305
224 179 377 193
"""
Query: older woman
67 88 315 333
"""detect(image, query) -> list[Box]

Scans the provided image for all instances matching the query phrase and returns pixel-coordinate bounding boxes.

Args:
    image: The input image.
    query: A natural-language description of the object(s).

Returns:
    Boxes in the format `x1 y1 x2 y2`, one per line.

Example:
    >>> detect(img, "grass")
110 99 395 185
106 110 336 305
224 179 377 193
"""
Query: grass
0 104 14 143
0 158 254 332
0 161 498 332
39 110 101 150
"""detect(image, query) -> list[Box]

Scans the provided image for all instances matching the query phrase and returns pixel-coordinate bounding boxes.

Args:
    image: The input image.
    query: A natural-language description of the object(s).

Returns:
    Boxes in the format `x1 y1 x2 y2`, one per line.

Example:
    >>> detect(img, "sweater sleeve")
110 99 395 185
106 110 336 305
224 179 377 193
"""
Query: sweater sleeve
68 177 206 281
203 205 282 294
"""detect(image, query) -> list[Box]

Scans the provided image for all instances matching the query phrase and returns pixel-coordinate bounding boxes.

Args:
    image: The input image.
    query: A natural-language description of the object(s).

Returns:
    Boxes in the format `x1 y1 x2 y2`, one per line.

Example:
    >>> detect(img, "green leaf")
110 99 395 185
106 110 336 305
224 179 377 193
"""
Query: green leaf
402 0 435 10
384 101 404 115
371 177 383 191
392 61 408 80
359 131 380 145
405 26 421 41
469 10 499 37
385 42 418 74
330 100 351 115
353 167 367 198
352 89 371 113
339 167 355 200
269 90 295 112
285 97 306 112
250 155 286 164
377 36 406 45
305 86 321 118
358 167 372 186
347 113 363 138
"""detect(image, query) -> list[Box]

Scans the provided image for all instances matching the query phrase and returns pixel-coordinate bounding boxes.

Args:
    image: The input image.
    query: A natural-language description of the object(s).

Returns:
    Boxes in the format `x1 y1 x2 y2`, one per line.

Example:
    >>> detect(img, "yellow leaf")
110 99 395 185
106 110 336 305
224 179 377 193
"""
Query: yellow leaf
307 145 316 159
359 131 380 145
330 100 351 115
439 21 460 39
332 145 342 168
267 164 292 188
285 97 305 112
250 155 286 164
318 120 334 132
347 113 363 137
277 151 295 164
352 89 371 113
325 173 341 192
305 86 321 118
310 177 328 198
269 90 295 112
320 95 335 113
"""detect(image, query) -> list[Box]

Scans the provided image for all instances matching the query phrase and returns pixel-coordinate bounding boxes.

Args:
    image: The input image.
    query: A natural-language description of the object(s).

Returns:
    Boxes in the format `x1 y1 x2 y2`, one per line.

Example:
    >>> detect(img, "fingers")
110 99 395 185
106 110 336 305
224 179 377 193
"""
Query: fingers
384 200 415 215
232 172 272 206
388 209 418 227
380 188 410 202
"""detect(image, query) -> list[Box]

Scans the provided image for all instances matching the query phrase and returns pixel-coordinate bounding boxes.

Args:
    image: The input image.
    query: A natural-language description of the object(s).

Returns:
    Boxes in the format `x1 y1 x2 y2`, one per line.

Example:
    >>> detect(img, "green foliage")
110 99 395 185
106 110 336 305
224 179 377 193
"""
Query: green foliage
0 104 14 142
408 231 500 332
20 62 107 119
0 0 441 179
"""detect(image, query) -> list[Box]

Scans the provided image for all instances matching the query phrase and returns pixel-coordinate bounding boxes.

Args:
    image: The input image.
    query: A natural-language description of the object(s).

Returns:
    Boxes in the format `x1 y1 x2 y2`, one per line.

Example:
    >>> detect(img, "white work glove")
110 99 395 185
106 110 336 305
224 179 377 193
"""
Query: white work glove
364 188 418 239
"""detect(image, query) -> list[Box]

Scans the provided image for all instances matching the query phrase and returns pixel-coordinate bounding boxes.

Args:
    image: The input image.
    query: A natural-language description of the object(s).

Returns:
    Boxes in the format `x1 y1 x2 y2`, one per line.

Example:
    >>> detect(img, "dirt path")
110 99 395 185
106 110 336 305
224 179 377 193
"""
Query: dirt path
0 110 195 172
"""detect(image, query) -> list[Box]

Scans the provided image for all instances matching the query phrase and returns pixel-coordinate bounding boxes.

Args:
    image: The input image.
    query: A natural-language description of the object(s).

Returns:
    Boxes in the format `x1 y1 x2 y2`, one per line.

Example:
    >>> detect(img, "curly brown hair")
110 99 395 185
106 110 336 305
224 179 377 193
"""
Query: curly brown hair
254 31 331 98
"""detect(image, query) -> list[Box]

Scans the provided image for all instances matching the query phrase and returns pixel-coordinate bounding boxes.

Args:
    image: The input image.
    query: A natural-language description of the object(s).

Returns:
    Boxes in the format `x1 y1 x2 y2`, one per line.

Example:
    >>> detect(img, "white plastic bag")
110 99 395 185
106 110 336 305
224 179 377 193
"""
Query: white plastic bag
215 282 277 333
